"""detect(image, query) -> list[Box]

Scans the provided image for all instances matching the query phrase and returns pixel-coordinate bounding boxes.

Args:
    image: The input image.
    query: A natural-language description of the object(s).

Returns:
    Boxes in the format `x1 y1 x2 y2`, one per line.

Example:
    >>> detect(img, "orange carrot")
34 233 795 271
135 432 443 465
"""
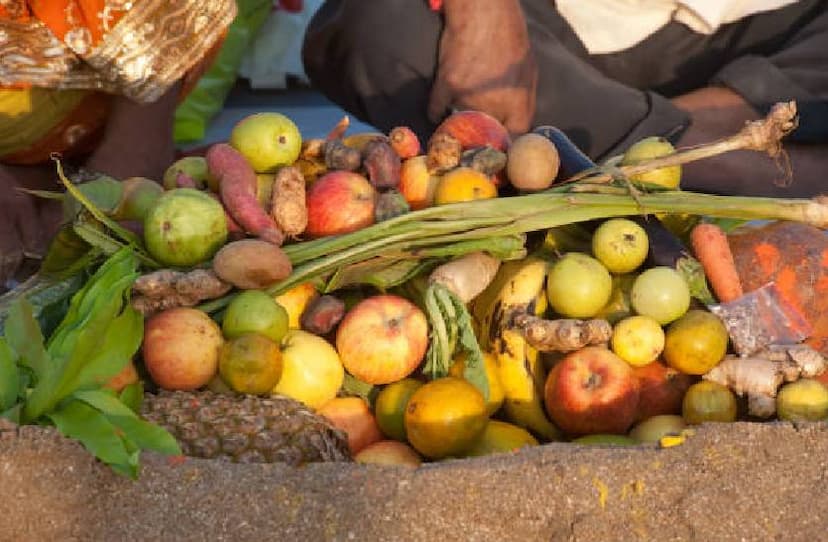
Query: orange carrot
691 223 744 303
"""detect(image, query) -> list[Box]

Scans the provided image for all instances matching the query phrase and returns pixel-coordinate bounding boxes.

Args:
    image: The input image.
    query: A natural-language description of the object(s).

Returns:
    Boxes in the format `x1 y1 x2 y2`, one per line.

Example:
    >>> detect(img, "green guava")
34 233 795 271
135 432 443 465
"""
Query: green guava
230 112 302 173
162 156 210 191
143 188 228 267
621 137 682 189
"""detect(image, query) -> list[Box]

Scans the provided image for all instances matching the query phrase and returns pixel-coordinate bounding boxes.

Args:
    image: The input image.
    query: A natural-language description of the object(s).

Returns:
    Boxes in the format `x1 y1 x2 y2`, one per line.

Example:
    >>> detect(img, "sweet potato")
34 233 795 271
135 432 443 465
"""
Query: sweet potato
206 143 285 246
212 239 293 290
270 166 308 238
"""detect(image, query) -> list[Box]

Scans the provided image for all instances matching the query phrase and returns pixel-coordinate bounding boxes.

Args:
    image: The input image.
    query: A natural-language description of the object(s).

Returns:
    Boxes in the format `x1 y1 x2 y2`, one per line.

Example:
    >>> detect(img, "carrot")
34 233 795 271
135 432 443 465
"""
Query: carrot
389 126 421 159
206 143 285 246
690 223 743 303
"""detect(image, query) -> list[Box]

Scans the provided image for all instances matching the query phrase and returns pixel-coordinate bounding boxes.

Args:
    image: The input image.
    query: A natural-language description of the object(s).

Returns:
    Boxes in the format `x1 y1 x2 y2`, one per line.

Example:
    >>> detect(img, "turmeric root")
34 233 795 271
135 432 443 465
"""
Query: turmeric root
514 314 613 352
270 166 307 238
703 344 828 417
131 269 231 316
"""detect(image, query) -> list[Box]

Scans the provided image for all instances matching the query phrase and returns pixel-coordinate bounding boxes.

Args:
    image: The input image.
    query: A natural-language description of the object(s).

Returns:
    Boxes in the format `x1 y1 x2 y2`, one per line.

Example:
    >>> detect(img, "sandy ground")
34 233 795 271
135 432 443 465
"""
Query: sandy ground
2 421 828 541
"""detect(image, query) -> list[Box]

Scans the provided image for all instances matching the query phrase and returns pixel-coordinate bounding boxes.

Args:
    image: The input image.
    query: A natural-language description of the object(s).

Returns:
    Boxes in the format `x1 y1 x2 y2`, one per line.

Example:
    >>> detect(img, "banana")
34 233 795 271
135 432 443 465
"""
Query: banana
471 257 561 441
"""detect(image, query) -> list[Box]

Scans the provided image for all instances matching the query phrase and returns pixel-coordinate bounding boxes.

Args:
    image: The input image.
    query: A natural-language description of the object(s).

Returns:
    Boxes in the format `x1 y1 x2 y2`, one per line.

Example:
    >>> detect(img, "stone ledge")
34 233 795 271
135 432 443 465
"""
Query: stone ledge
2 422 828 541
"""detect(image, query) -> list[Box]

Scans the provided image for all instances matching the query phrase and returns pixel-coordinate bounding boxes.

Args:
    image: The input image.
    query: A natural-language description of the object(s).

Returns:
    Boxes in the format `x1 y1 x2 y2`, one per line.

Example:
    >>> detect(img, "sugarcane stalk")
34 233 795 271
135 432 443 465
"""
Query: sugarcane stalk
562 101 797 185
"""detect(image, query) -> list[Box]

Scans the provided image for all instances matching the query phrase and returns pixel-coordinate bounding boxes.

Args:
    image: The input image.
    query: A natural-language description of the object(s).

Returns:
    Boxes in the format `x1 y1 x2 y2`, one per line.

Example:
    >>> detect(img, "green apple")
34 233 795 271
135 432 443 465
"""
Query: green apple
230 112 302 173
621 136 681 189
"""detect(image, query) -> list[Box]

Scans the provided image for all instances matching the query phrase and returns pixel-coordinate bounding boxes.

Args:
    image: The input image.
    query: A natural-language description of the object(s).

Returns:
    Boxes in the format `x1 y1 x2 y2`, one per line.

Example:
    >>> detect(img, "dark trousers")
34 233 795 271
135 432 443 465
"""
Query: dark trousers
303 0 827 161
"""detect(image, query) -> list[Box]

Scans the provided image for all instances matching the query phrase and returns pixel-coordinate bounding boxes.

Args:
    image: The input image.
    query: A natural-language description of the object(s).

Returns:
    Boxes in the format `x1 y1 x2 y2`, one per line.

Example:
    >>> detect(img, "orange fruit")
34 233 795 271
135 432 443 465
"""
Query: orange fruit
354 440 422 467
404 377 488 459
448 352 505 416
464 420 539 457
218 334 283 395
318 396 384 455
374 378 424 441
434 167 497 205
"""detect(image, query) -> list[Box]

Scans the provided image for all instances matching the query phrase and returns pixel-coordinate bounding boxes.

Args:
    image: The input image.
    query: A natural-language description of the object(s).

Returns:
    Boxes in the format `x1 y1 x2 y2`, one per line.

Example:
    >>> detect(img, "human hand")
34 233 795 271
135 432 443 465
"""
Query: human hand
428 0 537 134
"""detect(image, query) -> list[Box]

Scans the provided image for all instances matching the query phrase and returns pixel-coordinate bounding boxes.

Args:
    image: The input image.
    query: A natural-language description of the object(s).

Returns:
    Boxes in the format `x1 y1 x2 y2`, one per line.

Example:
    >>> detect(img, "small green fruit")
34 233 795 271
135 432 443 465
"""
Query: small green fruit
163 156 209 190
776 379 828 422
230 112 302 173
222 290 289 343
113 177 163 221
621 137 681 189
547 253 612 318
143 188 228 267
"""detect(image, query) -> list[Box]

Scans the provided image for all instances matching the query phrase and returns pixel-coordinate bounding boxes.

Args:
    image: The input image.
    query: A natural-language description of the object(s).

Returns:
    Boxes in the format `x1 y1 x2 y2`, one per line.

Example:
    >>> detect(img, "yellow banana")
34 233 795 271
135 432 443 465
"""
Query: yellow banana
471 257 561 441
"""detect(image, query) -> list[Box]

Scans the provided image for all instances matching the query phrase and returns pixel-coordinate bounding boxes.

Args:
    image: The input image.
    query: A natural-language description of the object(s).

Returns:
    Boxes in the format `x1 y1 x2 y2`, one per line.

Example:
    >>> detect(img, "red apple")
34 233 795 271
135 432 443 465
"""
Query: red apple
142 308 224 391
336 295 428 385
305 171 376 237
632 360 695 422
544 346 640 436
433 110 511 151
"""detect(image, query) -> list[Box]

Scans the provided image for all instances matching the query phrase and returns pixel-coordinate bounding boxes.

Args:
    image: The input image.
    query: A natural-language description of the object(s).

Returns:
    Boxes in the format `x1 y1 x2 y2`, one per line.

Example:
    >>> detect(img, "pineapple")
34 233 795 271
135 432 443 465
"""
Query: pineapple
141 390 351 465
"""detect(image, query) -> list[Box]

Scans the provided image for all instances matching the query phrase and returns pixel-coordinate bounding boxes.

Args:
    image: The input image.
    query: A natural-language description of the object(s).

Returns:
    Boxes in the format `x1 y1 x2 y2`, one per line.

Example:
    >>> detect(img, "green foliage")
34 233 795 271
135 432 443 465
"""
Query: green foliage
0 249 180 478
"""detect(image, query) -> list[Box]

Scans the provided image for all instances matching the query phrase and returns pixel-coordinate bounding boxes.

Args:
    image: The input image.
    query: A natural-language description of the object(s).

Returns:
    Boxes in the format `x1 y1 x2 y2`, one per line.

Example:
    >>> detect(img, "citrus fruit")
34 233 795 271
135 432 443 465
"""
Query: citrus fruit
434 167 497 205
621 136 681 189
464 420 539 457
630 267 690 325
222 290 289 343
547 252 612 318
143 188 228 267
229 112 302 173
571 434 638 446
219 334 283 395
449 351 505 416
776 379 828 422
404 377 488 459
591 218 649 274
629 414 687 443
354 440 422 467
272 330 344 409
318 396 383 455
611 315 665 367
682 381 737 424
374 378 424 442
663 310 728 375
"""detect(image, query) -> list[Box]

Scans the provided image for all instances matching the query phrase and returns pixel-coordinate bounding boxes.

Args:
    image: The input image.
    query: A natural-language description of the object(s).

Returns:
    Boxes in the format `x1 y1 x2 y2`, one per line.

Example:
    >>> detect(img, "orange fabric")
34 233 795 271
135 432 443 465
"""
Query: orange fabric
27 0 128 45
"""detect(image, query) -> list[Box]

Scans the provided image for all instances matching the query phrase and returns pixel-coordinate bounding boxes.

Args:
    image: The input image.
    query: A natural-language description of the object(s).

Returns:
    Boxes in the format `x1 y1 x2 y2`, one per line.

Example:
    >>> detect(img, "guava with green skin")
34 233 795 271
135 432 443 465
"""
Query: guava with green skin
546 252 612 318
230 112 302 173
222 290 289 343
621 136 682 189
163 156 210 191
144 188 228 267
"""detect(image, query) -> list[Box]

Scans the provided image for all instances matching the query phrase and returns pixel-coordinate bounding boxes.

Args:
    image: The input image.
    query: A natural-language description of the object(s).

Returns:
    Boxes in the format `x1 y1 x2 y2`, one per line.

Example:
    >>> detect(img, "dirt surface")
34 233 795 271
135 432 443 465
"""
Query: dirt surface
2 421 828 541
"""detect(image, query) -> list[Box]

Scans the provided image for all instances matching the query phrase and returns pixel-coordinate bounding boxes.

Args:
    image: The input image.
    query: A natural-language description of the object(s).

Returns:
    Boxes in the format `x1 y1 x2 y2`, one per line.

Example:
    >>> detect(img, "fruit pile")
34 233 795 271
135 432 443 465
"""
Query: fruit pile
3 102 828 474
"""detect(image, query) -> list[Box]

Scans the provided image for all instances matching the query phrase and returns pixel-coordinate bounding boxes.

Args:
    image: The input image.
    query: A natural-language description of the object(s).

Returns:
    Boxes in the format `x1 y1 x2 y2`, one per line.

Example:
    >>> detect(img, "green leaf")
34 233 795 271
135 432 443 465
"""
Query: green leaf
448 289 489 402
48 398 137 478
120 382 144 414
61 175 123 220
73 219 159 269
73 390 181 456
23 250 140 422
3 298 50 380
0 339 20 412
54 160 158 267
0 274 87 336
341 374 376 404
40 225 93 277
676 255 716 306
423 285 451 379
325 258 432 292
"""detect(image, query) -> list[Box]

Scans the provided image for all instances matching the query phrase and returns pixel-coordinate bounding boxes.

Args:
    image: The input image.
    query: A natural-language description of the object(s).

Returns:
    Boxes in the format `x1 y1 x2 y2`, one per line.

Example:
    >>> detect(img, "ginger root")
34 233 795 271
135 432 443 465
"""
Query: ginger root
131 269 231 316
427 132 462 173
703 344 828 417
514 314 612 352
429 251 501 304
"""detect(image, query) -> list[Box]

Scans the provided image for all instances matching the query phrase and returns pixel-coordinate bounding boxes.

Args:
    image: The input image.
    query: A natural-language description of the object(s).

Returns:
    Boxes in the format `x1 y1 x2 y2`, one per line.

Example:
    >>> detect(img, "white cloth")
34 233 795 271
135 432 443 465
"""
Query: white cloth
556 0 802 54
